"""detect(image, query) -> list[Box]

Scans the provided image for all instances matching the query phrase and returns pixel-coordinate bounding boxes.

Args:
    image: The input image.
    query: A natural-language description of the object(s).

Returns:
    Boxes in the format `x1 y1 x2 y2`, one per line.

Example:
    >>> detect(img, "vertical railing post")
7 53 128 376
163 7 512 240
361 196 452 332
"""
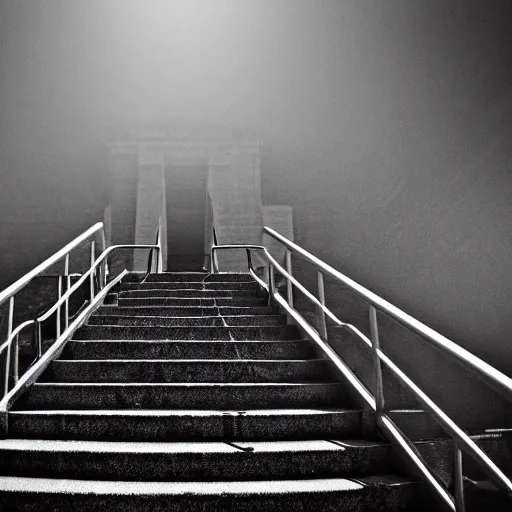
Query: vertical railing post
153 248 158 274
246 249 254 272
317 271 328 340
4 296 15 396
285 249 294 308
157 233 163 273
267 262 275 306
7 296 14 341
263 265 270 289
209 248 215 274
13 334 19 385
35 321 42 360
156 246 164 274
213 248 219 274
56 275 62 338
454 447 466 512
64 254 70 330
369 305 385 417
89 240 96 299
99 228 107 289
4 340 11 396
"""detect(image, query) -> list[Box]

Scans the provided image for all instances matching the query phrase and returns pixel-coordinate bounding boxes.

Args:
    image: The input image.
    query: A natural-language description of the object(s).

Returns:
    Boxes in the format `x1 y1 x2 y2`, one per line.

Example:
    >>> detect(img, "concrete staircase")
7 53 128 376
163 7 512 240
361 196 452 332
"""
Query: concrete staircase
0 272 419 511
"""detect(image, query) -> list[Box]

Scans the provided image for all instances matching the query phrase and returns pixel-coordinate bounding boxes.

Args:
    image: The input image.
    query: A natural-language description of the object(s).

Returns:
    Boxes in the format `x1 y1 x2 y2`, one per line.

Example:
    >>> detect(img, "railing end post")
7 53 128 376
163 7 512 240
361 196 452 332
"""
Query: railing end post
454 447 466 512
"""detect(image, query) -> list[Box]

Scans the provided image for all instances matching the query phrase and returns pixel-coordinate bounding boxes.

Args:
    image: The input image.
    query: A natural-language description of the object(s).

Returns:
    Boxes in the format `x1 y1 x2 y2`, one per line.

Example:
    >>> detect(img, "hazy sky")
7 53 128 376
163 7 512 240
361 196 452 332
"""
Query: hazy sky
1 1 512 370
1 0 511 268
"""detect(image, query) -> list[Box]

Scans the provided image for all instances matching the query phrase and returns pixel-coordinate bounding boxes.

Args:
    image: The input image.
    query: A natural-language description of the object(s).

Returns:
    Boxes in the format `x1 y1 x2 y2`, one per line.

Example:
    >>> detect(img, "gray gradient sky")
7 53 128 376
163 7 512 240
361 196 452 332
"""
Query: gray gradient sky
1 1 512 372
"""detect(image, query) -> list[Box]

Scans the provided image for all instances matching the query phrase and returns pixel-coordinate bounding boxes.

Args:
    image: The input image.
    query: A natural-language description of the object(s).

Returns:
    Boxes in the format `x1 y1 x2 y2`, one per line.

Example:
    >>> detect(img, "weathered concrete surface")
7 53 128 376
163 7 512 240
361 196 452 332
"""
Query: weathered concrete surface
16 382 348 410
8 408 362 442
2 271 422 510
63 340 318 361
42 359 329 384
0 438 390 481
87 314 286 327
0 475 417 512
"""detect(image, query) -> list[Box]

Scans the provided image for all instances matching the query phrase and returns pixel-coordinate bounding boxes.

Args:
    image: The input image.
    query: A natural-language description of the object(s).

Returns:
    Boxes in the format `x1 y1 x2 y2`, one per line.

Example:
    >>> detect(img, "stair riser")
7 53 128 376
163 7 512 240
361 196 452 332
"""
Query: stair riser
0 486 415 512
119 290 267 299
118 298 269 307
9 412 361 441
96 306 278 317
0 448 390 481
74 326 299 341
122 282 262 291
43 361 329 383
145 274 255 283
17 384 347 410
87 316 287 327
63 341 318 360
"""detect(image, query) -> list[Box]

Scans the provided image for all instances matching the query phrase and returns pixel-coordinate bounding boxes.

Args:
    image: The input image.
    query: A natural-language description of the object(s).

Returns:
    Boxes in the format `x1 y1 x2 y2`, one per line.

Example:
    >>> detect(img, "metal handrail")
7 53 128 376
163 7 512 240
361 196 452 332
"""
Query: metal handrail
0 269 128 418
0 223 104 307
38 245 159 324
0 222 106 353
263 227 512 399
0 320 35 395
211 240 512 511
0 244 160 399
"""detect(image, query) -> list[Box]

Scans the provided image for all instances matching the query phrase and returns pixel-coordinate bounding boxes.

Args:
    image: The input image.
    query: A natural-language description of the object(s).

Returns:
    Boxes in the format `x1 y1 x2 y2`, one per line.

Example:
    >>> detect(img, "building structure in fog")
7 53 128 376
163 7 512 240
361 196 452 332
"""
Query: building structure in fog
105 128 293 272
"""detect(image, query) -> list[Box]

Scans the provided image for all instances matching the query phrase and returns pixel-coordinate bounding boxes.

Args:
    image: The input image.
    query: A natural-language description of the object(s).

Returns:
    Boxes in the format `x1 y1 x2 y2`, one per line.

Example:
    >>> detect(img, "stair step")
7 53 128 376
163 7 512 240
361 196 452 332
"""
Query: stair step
0 474 417 511
63 340 318 360
118 297 269 307
0 438 391 481
15 382 348 410
145 273 255 283
42 360 330 383
8 408 362 441
96 305 278 317
0 269 423 512
74 325 300 341
119 289 266 299
88 315 287 327
122 281 262 291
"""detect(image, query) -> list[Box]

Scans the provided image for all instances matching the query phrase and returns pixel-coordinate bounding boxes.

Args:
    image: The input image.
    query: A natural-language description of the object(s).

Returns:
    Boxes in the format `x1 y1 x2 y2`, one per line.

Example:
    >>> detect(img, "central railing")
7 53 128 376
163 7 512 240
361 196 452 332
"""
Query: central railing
211 226 512 512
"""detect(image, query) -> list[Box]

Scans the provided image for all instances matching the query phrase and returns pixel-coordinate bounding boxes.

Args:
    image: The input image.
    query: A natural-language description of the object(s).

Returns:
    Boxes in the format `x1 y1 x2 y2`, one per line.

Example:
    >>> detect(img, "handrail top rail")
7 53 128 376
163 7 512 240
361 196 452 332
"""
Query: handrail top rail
212 240 512 497
0 222 104 307
0 320 35 354
262 226 512 398
39 244 159 323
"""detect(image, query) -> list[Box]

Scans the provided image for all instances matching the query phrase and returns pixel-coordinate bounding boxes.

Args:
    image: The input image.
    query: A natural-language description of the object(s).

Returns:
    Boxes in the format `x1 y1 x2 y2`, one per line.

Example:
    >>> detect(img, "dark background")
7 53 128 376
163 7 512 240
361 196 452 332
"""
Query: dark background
1 1 512 372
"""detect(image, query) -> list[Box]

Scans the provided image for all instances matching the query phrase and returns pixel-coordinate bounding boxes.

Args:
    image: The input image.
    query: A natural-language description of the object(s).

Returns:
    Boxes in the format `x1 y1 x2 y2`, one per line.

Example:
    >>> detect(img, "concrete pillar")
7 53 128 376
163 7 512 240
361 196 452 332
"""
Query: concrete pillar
134 150 166 271
106 150 138 274
208 146 264 272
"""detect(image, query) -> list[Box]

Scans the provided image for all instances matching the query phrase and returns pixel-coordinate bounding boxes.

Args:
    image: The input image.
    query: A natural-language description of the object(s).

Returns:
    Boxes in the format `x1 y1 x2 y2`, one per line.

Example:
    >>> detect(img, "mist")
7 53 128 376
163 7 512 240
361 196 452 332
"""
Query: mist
1 1 512 370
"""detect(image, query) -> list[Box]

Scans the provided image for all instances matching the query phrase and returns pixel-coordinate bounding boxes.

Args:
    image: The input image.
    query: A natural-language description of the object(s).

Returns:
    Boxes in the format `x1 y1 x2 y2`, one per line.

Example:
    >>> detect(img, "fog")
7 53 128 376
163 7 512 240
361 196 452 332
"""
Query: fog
1 1 512 370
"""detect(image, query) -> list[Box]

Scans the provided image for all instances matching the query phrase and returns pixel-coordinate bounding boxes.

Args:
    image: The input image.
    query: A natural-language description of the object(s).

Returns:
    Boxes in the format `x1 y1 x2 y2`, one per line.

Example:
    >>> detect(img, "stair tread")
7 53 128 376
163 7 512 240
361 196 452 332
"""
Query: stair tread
0 438 387 453
99 306 273 309
0 474 414 494
91 315 283 320
54 359 321 363
119 289 263 292
32 382 339 387
87 315 286 326
70 339 306 343
10 408 360 416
